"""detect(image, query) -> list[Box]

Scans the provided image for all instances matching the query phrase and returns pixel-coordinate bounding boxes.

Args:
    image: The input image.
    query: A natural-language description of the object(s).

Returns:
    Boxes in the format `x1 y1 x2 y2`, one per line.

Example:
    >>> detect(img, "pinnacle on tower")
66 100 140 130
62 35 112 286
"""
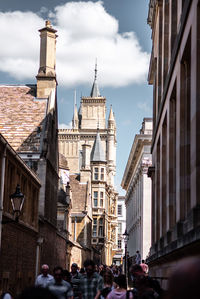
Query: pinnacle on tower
108 105 115 122
90 61 101 98
91 130 106 162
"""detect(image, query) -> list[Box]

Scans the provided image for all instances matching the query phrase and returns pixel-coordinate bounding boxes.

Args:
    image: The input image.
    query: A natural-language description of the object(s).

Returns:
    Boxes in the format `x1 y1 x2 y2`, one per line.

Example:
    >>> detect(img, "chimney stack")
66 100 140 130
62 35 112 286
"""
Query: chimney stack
36 20 57 98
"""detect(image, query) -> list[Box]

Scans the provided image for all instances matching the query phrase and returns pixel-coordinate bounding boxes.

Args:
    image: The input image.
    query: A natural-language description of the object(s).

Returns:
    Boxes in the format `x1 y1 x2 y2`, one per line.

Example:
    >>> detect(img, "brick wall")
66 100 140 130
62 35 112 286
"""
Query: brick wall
0 224 37 296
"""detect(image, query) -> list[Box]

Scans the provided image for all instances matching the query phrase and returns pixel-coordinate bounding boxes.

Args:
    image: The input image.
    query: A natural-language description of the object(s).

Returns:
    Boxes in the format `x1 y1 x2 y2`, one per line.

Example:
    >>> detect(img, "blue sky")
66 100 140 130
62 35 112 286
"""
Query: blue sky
0 0 152 194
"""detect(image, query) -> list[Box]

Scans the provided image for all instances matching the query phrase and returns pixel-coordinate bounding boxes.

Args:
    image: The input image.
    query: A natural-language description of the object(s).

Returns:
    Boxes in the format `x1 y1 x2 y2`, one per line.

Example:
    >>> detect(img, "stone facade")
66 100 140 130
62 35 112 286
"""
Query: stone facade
147 0 200 287
59 72 118 265
121 118 152 261
0 133 40 296
113 196 126 266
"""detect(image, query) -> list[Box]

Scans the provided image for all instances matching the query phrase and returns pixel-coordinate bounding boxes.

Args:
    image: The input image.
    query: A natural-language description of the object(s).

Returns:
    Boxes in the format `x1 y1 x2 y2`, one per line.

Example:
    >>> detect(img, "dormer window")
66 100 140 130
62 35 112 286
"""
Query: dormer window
94 167 99 180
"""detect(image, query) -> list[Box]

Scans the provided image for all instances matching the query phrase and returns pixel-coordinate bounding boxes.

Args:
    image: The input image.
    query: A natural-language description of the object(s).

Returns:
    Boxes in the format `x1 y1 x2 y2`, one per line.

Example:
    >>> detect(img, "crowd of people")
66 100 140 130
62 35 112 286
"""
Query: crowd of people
1 257 200 299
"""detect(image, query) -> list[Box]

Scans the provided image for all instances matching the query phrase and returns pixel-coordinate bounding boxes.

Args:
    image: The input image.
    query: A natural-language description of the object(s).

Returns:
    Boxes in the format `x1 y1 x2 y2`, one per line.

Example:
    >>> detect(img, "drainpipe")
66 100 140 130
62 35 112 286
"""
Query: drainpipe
35 237 44 279
74 216 77 242
0 144 7 251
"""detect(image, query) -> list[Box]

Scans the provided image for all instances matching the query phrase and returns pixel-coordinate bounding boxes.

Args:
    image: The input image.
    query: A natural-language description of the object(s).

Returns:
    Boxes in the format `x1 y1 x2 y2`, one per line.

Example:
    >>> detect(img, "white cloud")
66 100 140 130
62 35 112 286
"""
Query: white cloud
0 1 150 87
59 122 72 129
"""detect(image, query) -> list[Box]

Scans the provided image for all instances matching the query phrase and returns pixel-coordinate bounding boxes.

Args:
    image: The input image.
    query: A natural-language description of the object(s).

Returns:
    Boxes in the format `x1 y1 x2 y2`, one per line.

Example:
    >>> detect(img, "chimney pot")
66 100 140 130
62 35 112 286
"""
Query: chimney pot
46 20 52 28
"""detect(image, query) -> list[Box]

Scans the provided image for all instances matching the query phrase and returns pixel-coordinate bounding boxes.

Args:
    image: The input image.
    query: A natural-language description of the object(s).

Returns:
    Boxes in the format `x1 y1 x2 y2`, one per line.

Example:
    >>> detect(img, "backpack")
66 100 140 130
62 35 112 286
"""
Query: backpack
101 287 112 298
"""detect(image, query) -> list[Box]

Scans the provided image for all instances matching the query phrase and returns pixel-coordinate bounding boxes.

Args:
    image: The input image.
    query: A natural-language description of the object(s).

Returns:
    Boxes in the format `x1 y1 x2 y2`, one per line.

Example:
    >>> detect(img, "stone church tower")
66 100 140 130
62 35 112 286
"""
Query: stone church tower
58 65 118 264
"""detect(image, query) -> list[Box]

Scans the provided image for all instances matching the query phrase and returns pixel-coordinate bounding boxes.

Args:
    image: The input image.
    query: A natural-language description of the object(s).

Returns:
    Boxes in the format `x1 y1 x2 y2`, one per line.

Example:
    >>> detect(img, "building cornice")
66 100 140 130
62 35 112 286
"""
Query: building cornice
121 135 152 190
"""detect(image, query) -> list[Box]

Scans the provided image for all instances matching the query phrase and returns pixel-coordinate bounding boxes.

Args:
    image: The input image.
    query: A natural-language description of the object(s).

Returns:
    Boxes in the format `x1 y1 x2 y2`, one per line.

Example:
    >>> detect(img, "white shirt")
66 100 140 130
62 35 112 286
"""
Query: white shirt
35 274 54 288
3 294 12 299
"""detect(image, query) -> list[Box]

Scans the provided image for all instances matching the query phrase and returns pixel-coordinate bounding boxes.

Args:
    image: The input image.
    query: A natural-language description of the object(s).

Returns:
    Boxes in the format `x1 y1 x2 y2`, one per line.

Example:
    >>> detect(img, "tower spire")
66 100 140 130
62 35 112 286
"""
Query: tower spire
90 60 101 98
94 59 97 80
72 89 78 129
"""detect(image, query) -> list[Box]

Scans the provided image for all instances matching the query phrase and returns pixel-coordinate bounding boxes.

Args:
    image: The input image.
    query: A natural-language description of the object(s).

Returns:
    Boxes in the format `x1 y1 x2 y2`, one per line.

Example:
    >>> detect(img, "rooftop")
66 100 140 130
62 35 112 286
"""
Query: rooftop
0 85 47 152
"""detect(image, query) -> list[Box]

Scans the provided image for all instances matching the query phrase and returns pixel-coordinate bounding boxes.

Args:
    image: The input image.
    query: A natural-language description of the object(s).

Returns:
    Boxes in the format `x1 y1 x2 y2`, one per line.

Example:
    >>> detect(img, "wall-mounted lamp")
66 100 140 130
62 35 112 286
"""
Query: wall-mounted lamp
2 184 25 224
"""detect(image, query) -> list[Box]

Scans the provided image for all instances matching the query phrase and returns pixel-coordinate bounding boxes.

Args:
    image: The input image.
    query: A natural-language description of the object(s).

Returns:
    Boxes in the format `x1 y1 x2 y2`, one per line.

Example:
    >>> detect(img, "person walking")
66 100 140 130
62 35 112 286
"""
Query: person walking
80 260 103 299
106 275 133 299
95 269 114 299
35 264 54 288
135 251 141 265
47 266 73 299
140 260 149 274
70 263 82 299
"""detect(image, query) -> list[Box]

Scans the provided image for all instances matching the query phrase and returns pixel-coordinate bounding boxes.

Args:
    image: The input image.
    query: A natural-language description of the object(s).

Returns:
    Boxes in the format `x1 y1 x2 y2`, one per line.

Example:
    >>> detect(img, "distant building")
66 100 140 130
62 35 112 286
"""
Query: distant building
121 118 152 262
113 196 126 266
147 0 200 286
58 65 118 265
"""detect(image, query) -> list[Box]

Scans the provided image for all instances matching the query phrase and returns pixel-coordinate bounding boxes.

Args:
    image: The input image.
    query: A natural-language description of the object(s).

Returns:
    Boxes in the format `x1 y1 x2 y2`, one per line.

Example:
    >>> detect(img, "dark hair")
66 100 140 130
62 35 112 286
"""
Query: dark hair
83 259 95 268
16 287 57 299
63 269 71 281
114 274 127 289
103 270 113 285
80 268 85 274
53 266 63 275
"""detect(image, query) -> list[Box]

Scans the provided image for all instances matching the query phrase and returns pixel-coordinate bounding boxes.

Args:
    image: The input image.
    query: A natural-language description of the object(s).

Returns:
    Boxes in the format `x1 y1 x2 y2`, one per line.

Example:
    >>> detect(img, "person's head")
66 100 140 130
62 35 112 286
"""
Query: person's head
53 266 63 283
63 270 71 283
71 263 78 274
142 260 145 263
95 264 99 273
16 287 57 299
79 267 85 274
130 264 144 277
103 270 113 285
136 250 139 254
114 274 127 289
168 257 200 299
41 264 50 277
130 264 146 288
83 260 95 277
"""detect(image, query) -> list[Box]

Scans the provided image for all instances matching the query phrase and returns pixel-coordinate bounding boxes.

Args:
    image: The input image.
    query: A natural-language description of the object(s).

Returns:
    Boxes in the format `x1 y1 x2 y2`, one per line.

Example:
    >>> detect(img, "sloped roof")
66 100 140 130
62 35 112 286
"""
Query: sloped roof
70 175 87 212
90 131 106 162
0 85 47 152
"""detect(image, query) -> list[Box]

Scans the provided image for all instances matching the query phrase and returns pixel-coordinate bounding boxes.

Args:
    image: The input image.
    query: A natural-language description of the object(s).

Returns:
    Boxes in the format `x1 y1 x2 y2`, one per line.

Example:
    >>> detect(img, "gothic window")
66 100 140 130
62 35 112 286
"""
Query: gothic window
100 192 104 207
93 191 98 207
99 218 104 236
93 218 97 237
101 168 104 180
94 167 99 180
118 205 122 216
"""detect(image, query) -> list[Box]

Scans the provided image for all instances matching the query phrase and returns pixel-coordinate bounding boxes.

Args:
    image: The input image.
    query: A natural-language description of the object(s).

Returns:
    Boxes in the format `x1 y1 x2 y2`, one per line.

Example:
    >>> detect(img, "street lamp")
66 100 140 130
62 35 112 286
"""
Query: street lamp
2 184 25 224
123 229 129 286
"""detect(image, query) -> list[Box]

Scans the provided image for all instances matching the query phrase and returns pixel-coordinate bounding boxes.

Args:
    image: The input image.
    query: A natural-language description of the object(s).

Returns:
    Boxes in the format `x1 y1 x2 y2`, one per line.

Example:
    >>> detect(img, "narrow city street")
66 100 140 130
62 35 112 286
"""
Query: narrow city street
0 0 200 298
